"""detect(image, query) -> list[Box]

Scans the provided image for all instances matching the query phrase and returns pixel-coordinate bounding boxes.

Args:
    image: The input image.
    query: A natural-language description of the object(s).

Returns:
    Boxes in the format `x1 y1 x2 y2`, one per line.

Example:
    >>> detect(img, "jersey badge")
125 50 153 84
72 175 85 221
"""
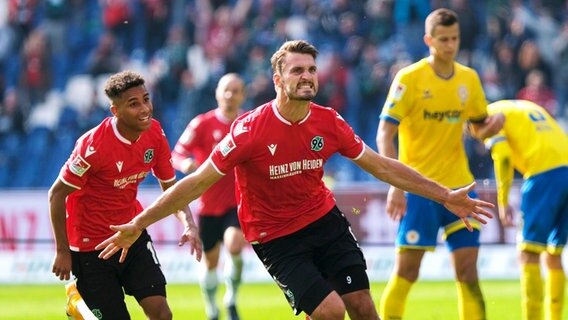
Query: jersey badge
405 230 420 244
392 83 406 101
144 149 154 163
267 144 277 156
422 89 432 100
116 161 123 172
85 145 96 158
310 136 324 151
69 155 91 177
219 134 236 157
458 85 468 106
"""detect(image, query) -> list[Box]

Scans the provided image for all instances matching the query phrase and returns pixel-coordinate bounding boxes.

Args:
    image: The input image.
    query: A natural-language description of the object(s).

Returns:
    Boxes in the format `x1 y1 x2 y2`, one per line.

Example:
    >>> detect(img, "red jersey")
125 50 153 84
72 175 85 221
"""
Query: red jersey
59 117 175 251
210 101 365 243
172 109 236 216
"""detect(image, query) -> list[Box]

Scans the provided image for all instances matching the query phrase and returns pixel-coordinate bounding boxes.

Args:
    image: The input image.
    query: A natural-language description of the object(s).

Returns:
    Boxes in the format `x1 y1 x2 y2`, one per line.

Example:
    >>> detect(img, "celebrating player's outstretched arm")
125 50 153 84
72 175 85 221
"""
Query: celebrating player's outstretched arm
354 146 494 231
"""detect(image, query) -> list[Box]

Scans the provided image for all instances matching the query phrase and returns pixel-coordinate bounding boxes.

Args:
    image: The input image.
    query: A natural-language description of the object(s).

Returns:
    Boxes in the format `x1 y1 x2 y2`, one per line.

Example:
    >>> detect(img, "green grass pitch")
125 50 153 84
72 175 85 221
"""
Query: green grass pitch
0 280 558 319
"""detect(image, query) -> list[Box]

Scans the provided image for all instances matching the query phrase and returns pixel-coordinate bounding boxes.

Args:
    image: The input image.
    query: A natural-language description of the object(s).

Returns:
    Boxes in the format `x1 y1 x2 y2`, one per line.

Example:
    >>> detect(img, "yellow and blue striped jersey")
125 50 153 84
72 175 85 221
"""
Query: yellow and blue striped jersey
381 58 487 188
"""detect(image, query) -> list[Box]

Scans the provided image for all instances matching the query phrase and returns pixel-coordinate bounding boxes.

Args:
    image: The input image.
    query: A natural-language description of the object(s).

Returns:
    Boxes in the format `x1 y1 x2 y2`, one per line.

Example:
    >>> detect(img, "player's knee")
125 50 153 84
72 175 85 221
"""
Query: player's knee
310 294 345 320
159 309 173 320
145 307 172 320
543 252 563 269
343 291 378 319
396 264 420 282
454 264 479 282
224 228 246 253
452 247 480 281
225 240 244 255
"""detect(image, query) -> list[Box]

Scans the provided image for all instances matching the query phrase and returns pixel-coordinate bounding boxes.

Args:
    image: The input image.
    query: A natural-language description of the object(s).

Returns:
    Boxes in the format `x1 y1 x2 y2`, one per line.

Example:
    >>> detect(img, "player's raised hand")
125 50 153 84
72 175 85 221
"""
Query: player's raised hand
443 182 494 231
95 223 142 263
178 224 203 262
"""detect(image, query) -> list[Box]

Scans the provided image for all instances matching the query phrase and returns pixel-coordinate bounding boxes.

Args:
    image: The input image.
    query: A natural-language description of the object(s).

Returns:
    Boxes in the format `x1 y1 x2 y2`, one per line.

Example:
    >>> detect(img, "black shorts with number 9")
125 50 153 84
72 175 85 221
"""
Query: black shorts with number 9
252 206 369 315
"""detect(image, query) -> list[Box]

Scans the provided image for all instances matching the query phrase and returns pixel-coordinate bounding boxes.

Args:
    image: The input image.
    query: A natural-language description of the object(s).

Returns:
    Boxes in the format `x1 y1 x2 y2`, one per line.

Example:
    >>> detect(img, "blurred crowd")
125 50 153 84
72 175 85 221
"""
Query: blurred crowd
0 0 567 188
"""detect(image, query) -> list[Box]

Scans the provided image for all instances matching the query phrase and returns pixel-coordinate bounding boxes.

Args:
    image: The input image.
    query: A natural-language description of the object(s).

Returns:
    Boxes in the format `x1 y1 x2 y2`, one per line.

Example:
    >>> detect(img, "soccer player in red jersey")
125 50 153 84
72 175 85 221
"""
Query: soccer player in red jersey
171 73 247 320
95 41 494 320
49 71 202 320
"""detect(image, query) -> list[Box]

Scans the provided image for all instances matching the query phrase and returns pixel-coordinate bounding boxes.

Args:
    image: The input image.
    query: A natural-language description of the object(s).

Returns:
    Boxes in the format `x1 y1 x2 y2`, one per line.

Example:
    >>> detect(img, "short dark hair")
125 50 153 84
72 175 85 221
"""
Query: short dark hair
425 8 459 36
104 71 145 101
270 40 319 74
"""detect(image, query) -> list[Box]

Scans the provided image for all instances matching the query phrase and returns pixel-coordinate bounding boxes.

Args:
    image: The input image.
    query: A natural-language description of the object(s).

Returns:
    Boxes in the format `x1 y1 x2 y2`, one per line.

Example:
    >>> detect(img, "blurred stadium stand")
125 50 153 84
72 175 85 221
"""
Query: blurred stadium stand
0 0 567 188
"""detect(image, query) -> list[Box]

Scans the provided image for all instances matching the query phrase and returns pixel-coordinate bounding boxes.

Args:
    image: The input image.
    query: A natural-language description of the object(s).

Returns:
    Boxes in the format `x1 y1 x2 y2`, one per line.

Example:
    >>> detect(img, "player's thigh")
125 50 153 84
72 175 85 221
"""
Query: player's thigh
250 209 345 315
397 193 443 248
394 249 426 280
199 214 225 252
443 190 481 251
71 251 130 320
317 208 368 277
522 169 568 249
138 295 171 320
450 246 480 281
252 239 333 315
122 231 167 303
221 208 246 253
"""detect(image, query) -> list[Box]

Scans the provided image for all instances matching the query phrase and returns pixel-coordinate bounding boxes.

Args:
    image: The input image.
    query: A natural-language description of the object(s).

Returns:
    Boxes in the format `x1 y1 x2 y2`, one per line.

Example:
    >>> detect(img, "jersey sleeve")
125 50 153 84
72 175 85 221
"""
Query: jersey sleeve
151 124 176 182
59 137 97 190
209 118 252 175
380 71 413 125
334 110 365 159
171 117 201 168
486 134 513 208
466 71 488 122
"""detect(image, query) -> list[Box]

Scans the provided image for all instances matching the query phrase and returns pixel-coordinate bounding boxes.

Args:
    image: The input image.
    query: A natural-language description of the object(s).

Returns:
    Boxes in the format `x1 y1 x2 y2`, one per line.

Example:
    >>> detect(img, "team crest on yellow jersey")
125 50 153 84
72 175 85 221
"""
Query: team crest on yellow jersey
458 85 468 106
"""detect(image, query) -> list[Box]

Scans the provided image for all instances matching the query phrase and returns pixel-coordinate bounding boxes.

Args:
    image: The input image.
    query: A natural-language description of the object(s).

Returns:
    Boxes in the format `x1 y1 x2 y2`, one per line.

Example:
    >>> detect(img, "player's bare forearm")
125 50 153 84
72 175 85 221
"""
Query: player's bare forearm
160 180 199 229
48 180 74 280
174 207 193 228
355 147 447 203
469 114 504 140
134 163 222 230
174 206 203 261
375 155 449 204
48 181 72 250
133 179 203 230
376 120 398 159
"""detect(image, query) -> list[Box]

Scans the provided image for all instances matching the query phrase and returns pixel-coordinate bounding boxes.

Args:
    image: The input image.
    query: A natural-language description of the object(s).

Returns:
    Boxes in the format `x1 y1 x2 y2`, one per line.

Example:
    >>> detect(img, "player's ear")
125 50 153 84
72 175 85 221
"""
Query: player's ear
424 34 432 46
273 72 280 86
109 104 118 116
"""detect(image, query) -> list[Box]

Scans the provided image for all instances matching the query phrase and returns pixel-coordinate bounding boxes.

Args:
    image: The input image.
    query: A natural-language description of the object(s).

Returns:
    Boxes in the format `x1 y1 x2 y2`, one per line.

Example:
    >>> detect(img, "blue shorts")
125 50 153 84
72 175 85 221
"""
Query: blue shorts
520 166 568 254
396 190 481 252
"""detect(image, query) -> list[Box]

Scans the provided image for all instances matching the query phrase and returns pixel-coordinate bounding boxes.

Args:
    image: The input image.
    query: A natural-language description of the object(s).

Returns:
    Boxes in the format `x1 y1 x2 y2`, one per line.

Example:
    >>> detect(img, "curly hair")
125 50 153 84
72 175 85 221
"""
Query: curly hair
104 70 146 101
